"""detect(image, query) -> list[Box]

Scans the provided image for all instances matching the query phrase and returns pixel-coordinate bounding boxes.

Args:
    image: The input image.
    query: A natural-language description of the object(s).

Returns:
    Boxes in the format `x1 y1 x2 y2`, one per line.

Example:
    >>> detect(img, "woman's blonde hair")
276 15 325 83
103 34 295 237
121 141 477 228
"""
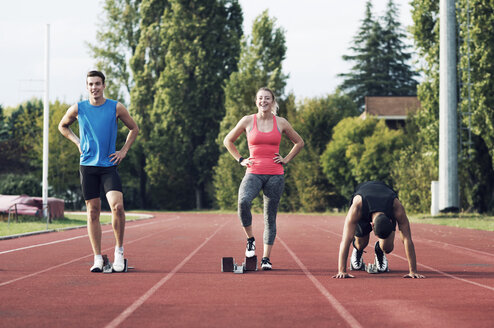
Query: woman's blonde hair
256 87 279 115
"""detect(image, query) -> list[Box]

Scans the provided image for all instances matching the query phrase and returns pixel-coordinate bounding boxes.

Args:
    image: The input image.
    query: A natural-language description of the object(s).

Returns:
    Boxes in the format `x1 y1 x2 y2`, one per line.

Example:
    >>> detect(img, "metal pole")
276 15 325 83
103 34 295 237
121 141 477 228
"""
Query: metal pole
439 0 459 212
43 24 50 226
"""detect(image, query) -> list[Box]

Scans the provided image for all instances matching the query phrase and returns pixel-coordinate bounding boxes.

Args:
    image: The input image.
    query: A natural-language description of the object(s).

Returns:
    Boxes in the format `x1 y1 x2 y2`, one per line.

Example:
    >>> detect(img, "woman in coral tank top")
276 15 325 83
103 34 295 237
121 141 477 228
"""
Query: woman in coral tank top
223 87 304 270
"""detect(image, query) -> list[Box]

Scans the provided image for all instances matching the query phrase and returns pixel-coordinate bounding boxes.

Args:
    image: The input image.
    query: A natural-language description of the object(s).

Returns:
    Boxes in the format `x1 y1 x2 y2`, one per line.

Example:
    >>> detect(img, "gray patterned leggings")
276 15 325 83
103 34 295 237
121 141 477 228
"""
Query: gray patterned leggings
238 173 285 245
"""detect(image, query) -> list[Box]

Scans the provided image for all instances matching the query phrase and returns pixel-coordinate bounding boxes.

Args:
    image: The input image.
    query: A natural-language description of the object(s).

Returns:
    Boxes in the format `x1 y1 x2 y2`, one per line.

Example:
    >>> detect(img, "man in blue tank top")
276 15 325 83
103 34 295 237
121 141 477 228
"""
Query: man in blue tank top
333 181 425 279
58 71 139 272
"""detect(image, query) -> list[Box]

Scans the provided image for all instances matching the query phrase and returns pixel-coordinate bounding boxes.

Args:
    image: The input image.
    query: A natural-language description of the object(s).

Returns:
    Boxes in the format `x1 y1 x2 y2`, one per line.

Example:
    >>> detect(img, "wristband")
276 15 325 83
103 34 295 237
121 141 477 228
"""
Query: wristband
238 157 244 164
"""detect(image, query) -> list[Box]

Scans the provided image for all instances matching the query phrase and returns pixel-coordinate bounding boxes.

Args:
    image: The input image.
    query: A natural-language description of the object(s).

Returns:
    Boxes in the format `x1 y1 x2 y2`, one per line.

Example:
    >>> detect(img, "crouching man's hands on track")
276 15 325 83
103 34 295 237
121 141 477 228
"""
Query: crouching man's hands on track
332 272 354 279
403 272 426 279
332 272 425 279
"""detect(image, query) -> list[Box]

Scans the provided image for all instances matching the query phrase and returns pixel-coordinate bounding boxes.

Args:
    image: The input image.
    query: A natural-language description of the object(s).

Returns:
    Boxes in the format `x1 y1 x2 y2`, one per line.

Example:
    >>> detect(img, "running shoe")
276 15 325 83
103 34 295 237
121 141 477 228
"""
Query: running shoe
350 246 365 271
374 241 389 272
113 249 125 272
245 237 256 258
90 258 104 273
261 257 272 270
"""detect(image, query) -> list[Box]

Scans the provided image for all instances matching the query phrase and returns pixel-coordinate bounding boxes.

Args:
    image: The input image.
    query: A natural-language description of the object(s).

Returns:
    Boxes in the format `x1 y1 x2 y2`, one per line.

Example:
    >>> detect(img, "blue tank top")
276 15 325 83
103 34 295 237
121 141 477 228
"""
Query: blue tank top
78 99 118 167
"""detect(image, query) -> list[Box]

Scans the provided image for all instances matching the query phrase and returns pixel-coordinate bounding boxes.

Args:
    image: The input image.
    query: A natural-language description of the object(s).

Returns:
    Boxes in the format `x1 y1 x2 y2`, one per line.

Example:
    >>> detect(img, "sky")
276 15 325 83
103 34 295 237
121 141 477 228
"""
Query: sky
0 0 414 108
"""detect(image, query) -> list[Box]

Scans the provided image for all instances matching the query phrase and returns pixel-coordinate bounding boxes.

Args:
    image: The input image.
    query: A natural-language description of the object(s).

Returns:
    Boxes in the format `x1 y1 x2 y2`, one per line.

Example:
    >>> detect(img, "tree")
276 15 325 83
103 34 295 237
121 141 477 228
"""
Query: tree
128 0 170 208
380 0 418 95
339 0 418 109
214 10 288 210
289 92 358 212
87 0 142 103
144 0 243 209
8 99 44 171
0 100 43 197
339 1 385 110
408 0 494 212
321 116 405 200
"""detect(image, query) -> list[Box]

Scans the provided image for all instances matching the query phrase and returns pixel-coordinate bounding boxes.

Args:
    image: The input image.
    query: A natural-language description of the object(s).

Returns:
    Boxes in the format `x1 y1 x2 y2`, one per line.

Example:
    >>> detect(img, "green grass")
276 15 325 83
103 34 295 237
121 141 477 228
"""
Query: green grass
0 213 143 237
2 211 494 238
409 213 494 231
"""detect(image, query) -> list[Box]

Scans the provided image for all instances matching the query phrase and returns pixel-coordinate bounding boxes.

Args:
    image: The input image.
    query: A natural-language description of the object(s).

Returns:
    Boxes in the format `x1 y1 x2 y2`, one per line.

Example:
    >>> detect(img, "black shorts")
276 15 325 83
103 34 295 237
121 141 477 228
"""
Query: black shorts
80 165 122 200
354 218 396 238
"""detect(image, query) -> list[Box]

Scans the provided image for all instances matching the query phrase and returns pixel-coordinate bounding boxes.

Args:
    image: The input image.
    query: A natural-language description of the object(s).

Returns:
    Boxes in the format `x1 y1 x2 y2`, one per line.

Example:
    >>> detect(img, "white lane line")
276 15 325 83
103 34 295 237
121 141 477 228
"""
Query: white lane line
313 221 494 259
0 253 94 287
390 253 494 292
278 237 363 328
309 223 494 291
0 225 176 287
0 219 177 255
104 220 229 328
414 237 494 258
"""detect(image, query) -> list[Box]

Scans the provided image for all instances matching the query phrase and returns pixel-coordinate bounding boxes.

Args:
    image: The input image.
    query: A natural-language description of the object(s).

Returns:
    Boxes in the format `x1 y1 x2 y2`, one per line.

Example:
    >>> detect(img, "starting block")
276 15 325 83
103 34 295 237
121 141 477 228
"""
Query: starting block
102 254 133 273
222 257 235 272
221 256 258 273
365 263 379 274
243 256 258 271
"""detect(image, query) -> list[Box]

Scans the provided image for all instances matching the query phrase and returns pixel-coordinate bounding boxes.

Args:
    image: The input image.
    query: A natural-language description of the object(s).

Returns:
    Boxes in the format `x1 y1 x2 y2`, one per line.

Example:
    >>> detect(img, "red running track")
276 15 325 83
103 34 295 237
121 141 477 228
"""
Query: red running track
1 212 494 327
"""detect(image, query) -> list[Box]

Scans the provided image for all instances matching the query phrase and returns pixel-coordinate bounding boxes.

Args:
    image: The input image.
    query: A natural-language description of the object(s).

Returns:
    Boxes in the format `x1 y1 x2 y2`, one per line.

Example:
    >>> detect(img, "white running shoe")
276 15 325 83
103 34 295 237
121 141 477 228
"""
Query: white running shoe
245 237 256 258
113 249 125 272
374 241 389 272
261 257 272 270
90 257 104 273
350 246 365 271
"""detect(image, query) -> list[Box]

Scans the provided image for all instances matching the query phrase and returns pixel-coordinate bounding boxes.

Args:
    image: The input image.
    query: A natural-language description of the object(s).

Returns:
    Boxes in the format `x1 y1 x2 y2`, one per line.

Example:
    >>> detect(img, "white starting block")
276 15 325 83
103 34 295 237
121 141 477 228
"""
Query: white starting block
365 263 379 274
233 263 244 274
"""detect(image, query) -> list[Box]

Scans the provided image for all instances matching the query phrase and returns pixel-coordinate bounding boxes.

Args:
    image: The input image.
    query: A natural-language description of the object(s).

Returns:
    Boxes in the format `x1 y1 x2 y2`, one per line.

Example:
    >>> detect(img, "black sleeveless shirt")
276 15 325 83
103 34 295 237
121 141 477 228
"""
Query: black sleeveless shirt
350 181 398 223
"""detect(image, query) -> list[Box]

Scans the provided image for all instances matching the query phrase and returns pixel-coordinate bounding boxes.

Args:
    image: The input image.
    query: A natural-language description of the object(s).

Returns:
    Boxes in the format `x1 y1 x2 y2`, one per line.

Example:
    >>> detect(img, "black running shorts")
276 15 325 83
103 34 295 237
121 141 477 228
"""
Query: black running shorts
354 220 373 237
354 218 397 238
79 165 123 200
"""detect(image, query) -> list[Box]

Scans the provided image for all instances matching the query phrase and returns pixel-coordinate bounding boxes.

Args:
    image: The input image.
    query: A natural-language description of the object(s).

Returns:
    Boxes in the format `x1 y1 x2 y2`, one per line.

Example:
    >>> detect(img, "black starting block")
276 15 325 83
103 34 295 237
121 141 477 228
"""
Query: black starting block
221 256 257 273
222 257 235 272
102 254 133 273
243 256 258 271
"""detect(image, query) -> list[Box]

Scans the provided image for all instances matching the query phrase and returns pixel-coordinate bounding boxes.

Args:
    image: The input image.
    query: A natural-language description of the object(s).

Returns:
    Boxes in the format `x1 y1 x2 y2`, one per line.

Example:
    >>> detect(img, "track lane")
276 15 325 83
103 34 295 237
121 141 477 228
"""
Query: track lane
1 213 494 327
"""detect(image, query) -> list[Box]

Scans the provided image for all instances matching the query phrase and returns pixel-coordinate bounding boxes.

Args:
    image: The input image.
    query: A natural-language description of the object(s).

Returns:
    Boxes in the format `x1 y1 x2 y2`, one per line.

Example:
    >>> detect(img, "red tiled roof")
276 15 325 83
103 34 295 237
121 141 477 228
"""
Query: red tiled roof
363 96 421 119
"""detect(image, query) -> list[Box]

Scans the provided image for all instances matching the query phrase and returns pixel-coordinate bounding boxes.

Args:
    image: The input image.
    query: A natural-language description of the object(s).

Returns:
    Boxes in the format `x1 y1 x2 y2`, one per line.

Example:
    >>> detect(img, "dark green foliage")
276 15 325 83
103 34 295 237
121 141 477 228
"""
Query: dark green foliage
408 0 494 213
339 0 418 110
0 173 41 196
321 117 405 199
380 0 419 95
87 0 142 103
289 92 358 211
144 0 243 209
0 100 43 174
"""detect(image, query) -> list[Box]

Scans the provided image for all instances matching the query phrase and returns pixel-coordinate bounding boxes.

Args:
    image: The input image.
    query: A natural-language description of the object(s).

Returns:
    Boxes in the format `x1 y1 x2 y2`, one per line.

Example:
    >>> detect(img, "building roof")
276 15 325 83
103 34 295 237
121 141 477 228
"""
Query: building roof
362 96 421 120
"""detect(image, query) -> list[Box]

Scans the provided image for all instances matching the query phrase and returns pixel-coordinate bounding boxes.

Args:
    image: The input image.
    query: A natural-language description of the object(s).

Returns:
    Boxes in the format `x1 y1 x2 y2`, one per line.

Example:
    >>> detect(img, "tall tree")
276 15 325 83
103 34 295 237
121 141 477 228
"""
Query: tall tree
407 0 494 212
0 105 8 141
0 100 42 175
87 0 142 103
339 0 418 109
380 0 418 95
144 0 243 209
339 1 385 109
289 92 358 212
214 10 288 210
128 0 170 208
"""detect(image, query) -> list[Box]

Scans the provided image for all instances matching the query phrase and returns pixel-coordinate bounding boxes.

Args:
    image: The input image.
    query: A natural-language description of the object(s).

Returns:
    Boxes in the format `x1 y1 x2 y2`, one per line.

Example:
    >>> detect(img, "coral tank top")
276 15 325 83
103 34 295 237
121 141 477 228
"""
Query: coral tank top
246 114 283 175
